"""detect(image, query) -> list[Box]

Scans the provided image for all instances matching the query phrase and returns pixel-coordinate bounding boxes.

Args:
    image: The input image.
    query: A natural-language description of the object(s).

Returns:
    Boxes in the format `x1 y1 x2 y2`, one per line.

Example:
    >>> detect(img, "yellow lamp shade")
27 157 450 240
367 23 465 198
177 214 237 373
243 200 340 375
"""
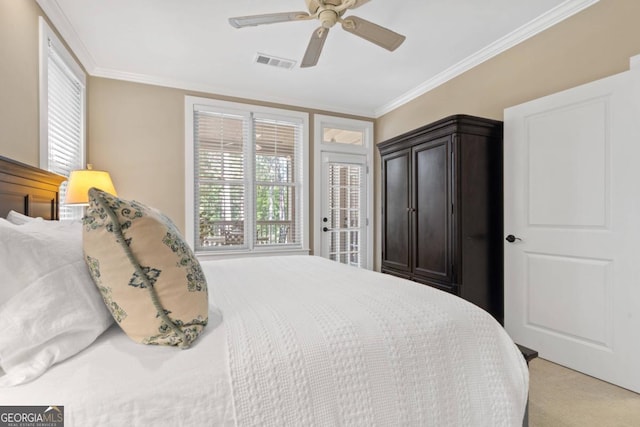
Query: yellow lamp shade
65 168 117 205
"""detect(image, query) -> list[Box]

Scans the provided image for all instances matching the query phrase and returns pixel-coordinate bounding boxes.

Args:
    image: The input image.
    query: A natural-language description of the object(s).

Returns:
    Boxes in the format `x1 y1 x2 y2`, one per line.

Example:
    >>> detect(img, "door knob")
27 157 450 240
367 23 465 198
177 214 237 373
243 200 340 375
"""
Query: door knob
506 234 522 243
323 227 330 232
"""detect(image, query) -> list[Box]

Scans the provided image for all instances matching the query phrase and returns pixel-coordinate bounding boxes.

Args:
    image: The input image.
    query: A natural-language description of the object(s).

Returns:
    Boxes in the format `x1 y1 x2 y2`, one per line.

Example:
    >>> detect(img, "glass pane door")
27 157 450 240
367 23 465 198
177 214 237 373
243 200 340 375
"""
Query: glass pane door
321 153 366 268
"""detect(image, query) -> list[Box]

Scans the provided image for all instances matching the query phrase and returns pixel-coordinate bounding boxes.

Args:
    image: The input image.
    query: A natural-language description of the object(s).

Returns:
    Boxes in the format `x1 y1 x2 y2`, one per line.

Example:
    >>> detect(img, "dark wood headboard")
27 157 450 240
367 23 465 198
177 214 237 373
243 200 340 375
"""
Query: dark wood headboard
0 156 65 220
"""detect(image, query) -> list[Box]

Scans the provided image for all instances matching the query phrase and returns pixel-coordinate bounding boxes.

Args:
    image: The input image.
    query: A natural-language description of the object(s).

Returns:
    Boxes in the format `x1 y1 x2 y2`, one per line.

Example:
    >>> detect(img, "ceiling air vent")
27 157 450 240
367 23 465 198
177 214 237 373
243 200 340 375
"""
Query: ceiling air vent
254 53 296 70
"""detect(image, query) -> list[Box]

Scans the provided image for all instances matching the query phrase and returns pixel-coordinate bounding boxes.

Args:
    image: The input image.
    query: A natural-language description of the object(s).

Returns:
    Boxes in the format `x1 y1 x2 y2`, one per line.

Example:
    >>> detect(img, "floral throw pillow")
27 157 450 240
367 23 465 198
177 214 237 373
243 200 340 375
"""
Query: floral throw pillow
83 188 208 348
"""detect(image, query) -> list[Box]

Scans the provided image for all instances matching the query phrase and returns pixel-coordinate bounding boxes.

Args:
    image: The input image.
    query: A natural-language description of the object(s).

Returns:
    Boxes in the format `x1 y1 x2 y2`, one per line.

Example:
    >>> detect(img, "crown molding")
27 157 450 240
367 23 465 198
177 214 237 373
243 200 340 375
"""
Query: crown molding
36 0 97 73
91 67 376 118
374 0 600 118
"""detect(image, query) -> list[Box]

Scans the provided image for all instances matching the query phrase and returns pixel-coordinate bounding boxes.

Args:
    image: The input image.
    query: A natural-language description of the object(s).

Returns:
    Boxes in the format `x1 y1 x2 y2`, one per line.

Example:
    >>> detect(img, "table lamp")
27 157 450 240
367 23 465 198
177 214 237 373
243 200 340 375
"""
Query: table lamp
64 165 117 206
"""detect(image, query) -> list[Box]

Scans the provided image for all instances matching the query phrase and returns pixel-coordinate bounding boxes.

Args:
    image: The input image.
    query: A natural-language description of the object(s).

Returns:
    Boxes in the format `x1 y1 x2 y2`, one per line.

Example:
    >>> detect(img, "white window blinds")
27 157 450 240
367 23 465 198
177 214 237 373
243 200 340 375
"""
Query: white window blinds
254 116 303 247
40 18 86 220
195 110 249 249
192 102 306 253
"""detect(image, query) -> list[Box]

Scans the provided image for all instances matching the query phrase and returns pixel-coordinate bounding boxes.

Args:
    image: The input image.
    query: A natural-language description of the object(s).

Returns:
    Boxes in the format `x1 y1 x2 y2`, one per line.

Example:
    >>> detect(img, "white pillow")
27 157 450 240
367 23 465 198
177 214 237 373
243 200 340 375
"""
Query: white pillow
0 219 113 387
5 210 43 225
0 219 32 304
0 218 78 305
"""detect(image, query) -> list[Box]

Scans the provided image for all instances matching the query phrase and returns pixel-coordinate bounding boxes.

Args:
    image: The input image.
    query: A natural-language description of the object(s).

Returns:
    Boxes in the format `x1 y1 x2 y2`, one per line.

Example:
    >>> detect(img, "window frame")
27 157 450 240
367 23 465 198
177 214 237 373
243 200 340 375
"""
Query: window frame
185 96 310 259
38 17 86 219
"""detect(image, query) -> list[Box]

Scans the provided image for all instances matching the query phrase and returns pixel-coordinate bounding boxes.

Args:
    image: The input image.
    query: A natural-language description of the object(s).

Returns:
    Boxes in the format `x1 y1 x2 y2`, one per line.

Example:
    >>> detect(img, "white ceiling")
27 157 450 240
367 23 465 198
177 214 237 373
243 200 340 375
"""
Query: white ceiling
38 0 598 117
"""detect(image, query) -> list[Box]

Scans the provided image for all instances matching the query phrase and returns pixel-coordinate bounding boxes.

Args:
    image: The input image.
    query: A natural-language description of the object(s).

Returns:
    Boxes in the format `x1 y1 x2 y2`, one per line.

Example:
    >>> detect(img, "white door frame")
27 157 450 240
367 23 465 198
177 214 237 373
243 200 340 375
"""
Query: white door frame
314 114 374 269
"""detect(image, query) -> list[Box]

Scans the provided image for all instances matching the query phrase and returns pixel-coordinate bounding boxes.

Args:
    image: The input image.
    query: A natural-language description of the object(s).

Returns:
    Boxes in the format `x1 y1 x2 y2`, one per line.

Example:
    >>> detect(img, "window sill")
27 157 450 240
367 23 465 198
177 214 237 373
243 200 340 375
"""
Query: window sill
195 247 310 262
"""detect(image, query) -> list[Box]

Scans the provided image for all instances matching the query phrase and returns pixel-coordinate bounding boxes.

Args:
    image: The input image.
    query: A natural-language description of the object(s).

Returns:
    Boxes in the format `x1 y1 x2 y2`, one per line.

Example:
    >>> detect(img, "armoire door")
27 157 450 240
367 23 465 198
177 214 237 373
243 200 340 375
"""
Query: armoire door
412 137 453 288
381 148 411 274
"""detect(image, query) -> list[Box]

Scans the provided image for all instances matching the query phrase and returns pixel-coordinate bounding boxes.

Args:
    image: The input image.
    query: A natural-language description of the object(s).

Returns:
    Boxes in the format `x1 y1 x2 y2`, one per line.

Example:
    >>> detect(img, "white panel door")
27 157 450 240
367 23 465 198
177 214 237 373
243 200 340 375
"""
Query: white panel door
504 65 640 392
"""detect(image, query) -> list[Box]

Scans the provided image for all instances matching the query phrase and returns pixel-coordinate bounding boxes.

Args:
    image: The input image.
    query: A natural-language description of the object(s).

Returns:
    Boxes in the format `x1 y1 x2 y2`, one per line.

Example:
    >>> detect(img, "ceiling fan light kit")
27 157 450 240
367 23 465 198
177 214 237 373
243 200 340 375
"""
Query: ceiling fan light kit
228 0 406 68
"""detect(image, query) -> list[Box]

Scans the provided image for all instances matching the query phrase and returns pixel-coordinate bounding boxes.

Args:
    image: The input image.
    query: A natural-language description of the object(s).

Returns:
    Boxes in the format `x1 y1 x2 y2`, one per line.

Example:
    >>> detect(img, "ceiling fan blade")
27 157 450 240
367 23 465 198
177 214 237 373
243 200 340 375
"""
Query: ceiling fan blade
349 0 371 9
301 27 330 68
341 15 405 51
229 11 310 28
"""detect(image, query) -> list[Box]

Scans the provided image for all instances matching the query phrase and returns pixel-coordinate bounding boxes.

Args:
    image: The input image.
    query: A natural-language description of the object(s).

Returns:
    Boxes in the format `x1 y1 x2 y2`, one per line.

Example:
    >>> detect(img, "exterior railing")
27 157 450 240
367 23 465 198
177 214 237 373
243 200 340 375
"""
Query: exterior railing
199 219 293 247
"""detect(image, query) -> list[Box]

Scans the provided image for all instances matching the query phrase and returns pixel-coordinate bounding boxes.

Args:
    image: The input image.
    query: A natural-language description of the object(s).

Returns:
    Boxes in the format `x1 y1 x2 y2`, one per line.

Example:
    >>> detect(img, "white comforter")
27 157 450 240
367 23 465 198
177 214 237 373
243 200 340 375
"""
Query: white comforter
213 256 528 427
1 256 528 426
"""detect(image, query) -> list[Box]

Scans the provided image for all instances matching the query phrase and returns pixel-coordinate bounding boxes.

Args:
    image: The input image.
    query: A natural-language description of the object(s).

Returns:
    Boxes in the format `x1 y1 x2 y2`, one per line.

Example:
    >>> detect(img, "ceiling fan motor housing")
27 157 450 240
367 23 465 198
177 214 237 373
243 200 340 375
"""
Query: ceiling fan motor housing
305 0 346 14
319 9 339 28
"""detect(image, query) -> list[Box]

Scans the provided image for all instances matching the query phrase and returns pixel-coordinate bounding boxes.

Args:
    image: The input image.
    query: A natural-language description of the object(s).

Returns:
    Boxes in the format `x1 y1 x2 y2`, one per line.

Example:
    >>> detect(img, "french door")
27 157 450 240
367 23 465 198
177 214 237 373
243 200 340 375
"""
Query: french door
313 114 373 269
320 153 367 268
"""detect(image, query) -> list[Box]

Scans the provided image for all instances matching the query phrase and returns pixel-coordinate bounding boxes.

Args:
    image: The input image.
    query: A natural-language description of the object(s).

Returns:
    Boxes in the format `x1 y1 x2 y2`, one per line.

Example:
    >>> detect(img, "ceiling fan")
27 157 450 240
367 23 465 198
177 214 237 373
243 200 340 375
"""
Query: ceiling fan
228 0 406 68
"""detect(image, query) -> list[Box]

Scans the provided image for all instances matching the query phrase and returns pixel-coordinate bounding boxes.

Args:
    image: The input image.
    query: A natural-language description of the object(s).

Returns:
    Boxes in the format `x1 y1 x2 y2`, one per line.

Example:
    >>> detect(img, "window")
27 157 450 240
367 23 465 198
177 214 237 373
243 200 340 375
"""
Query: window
39 17 86 220
322 127 364 145
185 97 309 256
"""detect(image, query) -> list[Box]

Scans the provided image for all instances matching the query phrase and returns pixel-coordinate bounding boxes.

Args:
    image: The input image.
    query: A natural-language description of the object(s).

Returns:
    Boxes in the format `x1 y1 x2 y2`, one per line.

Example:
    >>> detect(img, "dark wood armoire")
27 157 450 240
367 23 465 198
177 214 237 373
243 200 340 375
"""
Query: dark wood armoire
378 115 504 323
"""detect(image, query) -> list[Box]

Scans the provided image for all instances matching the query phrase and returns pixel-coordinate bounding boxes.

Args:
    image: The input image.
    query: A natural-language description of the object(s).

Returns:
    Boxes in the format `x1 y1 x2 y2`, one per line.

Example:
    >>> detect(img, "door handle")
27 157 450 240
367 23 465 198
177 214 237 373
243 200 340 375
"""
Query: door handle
506 234 522 243
323 227 330 232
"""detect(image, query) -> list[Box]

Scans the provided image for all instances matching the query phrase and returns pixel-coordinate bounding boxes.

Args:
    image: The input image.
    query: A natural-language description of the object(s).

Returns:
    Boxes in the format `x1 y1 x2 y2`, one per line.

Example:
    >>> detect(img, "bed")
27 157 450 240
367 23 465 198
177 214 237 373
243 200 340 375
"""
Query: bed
0 156 529 426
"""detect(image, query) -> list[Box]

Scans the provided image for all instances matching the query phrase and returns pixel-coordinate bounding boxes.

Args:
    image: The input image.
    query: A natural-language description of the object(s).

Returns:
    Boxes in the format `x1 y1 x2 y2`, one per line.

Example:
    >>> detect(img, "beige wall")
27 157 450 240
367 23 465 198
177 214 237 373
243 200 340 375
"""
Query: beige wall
4 0 640 266
376 0 640 141
373 0 640 270
0 0 44 164
88 77 372 247
87 79 186 229
0 0 85 166
0 0 372 248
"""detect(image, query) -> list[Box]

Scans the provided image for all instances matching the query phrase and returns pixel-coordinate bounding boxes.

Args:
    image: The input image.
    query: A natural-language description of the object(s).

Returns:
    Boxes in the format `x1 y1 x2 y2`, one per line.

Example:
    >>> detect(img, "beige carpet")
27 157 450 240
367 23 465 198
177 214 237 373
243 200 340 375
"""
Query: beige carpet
528 358 640 426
